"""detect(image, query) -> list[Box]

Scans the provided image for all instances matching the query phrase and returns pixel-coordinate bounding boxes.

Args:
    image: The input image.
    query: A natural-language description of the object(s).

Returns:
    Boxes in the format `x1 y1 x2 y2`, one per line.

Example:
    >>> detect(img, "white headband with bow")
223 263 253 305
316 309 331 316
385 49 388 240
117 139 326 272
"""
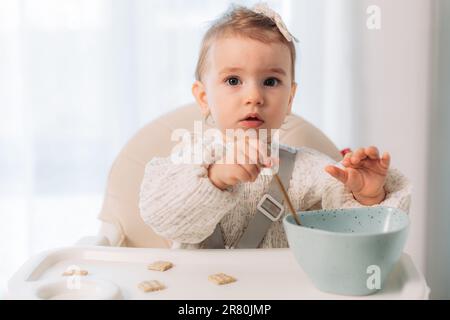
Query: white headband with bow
251 2 298 43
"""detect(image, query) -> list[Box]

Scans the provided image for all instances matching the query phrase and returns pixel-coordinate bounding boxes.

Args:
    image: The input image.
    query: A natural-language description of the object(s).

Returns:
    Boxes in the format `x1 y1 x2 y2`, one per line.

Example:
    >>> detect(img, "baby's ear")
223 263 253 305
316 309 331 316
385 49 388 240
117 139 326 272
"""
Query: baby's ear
192 80 209 116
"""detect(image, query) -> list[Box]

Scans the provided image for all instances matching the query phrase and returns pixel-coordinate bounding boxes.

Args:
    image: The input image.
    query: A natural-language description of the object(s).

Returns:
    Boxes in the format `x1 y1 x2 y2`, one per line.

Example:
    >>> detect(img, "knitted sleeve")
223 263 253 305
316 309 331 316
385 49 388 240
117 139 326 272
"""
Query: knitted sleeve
138 156 240 244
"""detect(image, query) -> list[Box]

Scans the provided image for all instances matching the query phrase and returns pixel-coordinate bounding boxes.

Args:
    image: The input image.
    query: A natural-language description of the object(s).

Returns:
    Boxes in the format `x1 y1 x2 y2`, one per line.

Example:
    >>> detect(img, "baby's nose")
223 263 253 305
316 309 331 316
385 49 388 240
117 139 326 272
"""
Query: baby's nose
244 84 264 106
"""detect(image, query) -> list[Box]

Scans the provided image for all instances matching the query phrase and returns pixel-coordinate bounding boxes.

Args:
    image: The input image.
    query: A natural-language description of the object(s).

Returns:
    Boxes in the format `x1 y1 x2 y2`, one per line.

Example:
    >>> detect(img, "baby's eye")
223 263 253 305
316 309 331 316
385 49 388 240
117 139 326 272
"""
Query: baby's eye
225 77 241 86
264 78 280 87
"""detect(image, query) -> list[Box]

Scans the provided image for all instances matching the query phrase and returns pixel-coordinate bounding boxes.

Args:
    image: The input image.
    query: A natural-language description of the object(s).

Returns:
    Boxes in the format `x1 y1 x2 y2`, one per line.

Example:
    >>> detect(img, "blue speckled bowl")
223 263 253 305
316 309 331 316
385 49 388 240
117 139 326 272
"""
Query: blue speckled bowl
283 206 409 296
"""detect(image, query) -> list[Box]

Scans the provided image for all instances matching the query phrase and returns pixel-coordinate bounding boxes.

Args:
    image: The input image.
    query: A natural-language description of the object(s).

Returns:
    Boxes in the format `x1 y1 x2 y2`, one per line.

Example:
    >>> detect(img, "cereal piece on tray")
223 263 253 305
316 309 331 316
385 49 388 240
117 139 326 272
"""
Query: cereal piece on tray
62 269 89 276
147 260 173 272
208 272 237 285
138 280 166 292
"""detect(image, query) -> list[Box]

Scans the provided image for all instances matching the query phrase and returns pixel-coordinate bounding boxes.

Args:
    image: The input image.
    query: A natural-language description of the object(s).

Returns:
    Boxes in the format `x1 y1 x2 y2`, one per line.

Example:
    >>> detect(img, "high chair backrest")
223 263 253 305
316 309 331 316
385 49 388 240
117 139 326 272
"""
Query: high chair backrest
97 102 343 248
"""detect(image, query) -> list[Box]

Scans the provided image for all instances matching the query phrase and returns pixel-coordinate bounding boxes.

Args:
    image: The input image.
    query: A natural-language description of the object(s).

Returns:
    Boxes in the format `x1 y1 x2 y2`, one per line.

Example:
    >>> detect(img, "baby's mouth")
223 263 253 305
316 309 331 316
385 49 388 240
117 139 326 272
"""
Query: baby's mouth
239 113 265 128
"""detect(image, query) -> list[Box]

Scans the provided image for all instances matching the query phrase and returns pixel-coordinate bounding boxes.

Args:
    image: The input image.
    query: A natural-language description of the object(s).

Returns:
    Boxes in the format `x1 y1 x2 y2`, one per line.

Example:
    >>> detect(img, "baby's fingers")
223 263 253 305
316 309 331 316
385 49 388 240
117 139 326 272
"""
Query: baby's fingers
351 148 367 165
365 146 380 160
325 165 348 184
342 151 353 167
232 165 253 183
380 151 391 169
239 164 260 182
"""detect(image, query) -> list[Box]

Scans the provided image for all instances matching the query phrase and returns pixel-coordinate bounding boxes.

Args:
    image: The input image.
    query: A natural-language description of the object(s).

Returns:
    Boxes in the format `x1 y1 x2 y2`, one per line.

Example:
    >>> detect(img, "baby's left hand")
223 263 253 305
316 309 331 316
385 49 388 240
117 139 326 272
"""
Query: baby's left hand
325 146 390 206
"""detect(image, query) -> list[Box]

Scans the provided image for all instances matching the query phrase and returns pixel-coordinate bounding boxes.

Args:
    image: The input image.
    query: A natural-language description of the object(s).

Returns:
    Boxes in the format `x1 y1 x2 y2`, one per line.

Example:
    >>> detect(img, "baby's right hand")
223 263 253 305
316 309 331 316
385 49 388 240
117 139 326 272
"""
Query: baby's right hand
207 139 273 190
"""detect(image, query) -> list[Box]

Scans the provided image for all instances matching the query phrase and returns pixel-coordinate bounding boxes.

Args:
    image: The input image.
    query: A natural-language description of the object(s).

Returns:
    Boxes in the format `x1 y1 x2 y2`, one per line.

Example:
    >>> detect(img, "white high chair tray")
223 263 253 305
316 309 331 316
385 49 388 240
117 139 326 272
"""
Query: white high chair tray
8 246 429 300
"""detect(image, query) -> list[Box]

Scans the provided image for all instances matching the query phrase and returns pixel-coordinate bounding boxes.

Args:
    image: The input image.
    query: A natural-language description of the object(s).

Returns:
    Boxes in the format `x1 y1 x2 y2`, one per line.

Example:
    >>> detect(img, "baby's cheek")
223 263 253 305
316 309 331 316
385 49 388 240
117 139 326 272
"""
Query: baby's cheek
267 115 286 129
220 109 238 124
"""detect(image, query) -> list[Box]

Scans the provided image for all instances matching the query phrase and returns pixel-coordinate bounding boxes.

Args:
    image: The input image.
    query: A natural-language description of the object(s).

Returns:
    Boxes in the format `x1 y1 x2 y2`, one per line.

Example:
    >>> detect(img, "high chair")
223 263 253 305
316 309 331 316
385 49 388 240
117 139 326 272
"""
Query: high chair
9 102 430 300
77 102 344 248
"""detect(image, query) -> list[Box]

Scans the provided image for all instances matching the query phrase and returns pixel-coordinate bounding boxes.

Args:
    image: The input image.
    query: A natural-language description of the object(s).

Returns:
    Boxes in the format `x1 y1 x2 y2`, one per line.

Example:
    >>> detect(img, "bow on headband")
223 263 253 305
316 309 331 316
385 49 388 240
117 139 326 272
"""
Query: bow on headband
251 2 298 43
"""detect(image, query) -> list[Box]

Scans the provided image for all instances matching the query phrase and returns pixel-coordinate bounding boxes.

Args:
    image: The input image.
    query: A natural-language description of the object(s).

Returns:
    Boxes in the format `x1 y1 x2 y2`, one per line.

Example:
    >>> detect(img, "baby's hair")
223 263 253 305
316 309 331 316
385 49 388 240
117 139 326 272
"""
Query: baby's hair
194 4 297 83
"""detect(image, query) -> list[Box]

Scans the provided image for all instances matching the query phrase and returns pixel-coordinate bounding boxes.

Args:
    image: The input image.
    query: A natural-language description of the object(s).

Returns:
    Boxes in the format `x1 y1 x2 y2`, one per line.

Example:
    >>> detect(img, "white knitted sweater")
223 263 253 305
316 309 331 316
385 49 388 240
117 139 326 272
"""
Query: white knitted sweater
139 144 411 249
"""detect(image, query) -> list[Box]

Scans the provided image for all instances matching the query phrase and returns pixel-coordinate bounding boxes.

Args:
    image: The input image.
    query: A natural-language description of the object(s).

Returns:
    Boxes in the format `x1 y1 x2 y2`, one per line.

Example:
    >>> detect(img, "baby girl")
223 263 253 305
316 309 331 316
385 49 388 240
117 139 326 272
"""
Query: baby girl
139 3 411 249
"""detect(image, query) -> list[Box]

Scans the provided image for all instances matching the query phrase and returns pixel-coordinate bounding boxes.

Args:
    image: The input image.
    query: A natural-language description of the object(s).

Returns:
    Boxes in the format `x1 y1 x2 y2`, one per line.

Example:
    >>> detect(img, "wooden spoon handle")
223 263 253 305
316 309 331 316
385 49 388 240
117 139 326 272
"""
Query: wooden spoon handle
274 174 301 225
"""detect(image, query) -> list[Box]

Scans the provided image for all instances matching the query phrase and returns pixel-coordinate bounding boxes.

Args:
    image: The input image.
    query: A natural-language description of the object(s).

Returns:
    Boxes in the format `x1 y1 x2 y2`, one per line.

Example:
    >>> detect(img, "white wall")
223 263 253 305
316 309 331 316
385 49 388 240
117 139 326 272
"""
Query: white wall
354 0 432 277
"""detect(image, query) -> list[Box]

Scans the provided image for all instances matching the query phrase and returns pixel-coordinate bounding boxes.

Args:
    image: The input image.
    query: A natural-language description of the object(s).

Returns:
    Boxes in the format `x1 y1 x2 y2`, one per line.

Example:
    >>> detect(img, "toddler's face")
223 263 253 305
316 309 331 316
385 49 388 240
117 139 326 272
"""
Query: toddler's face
193 36 297 135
